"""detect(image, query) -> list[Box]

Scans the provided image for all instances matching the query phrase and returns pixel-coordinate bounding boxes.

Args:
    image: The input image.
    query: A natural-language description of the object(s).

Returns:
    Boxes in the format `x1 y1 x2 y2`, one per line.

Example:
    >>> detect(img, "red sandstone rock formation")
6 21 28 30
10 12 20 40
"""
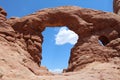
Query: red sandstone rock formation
113 0 120 15
0 7 52 78
7 5 120 72
0 0 120 80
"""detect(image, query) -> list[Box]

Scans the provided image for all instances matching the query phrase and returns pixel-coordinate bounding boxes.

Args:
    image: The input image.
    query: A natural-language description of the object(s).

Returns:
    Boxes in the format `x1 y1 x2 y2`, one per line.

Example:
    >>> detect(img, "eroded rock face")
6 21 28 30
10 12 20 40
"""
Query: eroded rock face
0 7 51 78
113 0 120 15
0 2 120 80
7 6 120 72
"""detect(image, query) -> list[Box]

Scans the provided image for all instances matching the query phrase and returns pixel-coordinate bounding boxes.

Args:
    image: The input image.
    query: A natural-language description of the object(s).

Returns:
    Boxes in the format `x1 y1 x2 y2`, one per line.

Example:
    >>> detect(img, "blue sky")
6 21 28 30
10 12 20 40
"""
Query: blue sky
0 0 113 73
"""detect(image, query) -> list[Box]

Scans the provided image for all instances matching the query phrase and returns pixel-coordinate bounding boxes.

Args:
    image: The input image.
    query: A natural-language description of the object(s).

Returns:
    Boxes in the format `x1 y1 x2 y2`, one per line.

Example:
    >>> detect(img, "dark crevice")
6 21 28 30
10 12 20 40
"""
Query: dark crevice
99 36 110 46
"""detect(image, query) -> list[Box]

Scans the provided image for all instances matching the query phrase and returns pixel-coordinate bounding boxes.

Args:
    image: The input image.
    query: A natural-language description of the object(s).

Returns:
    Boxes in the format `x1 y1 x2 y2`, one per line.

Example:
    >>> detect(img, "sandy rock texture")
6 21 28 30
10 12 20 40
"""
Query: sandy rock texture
7 5 120 72
0 0 120 80
0 7 52 79
114 0 120 15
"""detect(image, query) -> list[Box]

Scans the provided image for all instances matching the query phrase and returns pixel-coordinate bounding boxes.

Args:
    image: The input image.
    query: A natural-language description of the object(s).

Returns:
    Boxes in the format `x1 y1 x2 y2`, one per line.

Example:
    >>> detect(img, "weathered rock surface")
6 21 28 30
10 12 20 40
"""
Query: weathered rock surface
0 7 52 79
7 5 120 72
114 0 120 15
0 0 120 79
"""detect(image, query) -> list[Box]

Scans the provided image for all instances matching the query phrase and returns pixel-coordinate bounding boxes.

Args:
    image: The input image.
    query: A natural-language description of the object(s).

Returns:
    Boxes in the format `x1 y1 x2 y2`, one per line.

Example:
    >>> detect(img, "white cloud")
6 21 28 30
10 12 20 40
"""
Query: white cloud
49 69 63 74
55 27 78 45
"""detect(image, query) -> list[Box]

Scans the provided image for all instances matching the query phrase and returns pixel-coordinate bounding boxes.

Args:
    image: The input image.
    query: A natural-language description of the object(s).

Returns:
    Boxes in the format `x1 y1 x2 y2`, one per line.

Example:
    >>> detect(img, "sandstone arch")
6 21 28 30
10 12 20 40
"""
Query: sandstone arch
3 6 120 72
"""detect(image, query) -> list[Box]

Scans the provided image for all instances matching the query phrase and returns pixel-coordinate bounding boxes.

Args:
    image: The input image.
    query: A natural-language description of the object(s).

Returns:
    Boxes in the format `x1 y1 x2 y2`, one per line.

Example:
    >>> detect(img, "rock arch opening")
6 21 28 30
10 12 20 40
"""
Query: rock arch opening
6 5 120 74
41 27 78 73
99 36 110 46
